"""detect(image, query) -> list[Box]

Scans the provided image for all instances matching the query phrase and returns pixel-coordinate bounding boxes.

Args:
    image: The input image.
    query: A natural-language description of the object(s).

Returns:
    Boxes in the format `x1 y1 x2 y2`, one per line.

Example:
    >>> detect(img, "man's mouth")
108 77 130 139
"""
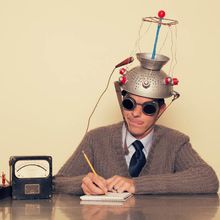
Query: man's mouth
127 118 144 126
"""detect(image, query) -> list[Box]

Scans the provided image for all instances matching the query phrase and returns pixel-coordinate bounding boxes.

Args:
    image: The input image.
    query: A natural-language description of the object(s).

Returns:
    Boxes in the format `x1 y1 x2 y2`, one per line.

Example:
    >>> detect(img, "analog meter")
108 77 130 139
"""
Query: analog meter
9 156 52 200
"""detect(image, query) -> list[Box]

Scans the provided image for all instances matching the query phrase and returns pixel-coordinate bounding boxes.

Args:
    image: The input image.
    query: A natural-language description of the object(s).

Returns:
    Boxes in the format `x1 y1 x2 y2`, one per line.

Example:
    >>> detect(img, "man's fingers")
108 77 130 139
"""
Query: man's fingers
81 182 92 195
106 176 120 191
116 182 129 193
107 176 135 193
82 173 107 195
91 175 108 194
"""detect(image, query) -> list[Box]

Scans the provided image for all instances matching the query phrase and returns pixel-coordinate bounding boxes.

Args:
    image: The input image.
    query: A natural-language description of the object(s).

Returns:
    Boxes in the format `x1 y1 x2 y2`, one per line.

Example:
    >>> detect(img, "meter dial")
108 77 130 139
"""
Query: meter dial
14 160 50 178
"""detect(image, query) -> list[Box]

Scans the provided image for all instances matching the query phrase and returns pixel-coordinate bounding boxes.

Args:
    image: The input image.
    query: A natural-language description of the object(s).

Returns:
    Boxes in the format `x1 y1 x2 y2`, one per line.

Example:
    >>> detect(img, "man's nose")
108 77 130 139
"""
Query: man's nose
132 105 142 117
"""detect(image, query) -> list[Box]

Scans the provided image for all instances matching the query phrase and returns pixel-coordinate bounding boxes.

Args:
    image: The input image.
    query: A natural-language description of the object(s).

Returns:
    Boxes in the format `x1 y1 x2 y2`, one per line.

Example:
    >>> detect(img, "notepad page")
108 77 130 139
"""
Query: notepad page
80 192 132 202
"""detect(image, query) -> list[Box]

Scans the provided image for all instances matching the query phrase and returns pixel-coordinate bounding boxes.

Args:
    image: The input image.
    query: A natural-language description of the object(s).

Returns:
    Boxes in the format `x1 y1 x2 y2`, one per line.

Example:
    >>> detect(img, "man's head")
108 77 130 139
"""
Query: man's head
121 92 166 139
115 53 179 138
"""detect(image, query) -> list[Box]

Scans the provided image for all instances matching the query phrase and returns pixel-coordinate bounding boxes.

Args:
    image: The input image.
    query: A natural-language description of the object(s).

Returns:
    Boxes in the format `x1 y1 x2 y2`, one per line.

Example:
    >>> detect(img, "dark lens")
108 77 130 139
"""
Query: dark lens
122 98 135 110
142 103 157 115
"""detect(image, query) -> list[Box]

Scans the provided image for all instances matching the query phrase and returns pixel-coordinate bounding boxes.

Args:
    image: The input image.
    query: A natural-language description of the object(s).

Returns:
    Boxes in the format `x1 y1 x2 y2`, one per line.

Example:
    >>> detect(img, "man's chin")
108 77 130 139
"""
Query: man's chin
127 124 153 139
128 127 145 138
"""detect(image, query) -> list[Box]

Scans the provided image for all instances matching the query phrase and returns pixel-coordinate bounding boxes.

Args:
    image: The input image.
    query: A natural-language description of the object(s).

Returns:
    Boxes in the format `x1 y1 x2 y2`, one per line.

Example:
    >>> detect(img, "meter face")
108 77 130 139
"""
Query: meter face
14 160 50 178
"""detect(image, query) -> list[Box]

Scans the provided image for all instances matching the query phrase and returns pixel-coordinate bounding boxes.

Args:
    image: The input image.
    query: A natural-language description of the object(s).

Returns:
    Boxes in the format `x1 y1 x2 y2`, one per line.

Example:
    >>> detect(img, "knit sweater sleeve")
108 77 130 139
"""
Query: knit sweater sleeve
53 132 95 195
134 134 219 194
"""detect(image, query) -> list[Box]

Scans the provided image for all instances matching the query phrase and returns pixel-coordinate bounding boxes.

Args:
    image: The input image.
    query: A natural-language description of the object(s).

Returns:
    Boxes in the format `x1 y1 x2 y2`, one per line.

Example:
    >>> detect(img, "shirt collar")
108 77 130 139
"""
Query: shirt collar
122 123 154 149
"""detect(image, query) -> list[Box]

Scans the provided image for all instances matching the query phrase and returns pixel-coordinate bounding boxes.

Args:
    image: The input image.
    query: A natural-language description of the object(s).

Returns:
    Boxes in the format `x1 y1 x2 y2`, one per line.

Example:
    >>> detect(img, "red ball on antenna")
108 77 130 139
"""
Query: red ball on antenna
158 10 165 18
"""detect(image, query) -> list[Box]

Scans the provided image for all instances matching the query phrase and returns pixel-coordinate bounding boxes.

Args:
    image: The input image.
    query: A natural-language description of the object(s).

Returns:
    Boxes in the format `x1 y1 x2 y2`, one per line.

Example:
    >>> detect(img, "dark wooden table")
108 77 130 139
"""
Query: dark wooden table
0 193 219 220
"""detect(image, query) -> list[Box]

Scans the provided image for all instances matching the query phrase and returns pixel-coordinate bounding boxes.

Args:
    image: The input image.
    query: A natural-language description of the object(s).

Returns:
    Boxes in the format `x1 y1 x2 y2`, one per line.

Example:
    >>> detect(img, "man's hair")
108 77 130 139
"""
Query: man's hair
155 99 165 108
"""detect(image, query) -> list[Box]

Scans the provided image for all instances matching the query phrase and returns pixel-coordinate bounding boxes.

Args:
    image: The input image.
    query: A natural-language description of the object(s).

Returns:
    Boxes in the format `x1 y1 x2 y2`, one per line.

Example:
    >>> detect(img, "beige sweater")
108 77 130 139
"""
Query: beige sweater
53 122 219 195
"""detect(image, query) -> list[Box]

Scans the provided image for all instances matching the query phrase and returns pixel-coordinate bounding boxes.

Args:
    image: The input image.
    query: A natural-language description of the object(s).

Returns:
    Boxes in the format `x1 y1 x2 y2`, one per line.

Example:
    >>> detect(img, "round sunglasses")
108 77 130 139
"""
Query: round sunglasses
122 97 159 116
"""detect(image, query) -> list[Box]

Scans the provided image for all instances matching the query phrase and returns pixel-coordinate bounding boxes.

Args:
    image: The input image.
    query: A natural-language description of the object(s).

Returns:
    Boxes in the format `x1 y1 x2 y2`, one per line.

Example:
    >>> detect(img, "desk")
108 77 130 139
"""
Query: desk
0 194 219 220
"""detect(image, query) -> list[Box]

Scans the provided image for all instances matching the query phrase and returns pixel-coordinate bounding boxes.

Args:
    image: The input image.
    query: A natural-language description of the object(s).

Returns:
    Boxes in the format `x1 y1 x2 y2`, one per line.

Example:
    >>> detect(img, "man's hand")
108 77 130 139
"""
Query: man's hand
106 175 135 193
81 172 108 195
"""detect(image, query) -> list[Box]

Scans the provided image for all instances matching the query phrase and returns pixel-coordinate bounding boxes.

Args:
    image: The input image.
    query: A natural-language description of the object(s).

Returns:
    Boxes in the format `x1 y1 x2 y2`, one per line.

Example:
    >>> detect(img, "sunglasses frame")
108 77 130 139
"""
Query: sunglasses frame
122 97 159 116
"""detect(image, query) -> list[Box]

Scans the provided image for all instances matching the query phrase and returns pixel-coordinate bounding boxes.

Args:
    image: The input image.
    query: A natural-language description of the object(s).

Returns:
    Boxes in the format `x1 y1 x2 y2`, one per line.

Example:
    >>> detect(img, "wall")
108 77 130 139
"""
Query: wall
0 0 219 191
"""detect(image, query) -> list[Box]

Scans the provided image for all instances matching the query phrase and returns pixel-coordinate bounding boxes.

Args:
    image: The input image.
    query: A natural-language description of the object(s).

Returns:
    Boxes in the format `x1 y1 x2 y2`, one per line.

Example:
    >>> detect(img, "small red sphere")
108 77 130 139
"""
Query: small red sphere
119 76 127 84
119 68 126 75
172 78 179 85
165 77 171 85
158 10 165 18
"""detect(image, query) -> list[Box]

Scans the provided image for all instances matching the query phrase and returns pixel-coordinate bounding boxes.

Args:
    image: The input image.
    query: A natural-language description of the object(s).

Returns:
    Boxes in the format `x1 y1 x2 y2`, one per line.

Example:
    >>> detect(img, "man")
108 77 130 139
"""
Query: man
53 53 219 195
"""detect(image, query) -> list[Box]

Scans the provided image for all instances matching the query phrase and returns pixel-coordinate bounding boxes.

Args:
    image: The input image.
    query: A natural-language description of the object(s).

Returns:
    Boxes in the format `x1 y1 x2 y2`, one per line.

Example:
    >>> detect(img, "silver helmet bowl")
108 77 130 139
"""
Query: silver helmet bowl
121 53 175 99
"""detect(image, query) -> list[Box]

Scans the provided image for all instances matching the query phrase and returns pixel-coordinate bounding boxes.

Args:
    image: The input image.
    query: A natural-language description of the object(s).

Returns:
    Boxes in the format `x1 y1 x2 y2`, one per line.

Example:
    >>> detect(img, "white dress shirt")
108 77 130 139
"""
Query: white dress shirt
122 123 154 167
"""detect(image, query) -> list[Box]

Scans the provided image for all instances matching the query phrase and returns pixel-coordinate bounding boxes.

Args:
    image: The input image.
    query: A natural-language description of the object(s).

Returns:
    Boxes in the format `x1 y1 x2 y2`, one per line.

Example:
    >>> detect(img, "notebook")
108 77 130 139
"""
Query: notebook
80 192 132 202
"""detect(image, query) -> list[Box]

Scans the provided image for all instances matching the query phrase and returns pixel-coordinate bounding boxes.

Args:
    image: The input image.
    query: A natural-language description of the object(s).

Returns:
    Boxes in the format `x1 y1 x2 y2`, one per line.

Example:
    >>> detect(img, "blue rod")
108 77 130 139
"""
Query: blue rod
151 20 162 60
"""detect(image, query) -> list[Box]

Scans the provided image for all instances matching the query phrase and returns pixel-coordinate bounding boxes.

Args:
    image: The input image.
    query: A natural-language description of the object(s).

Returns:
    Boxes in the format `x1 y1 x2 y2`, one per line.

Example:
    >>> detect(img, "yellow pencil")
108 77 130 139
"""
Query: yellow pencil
82 151 97 176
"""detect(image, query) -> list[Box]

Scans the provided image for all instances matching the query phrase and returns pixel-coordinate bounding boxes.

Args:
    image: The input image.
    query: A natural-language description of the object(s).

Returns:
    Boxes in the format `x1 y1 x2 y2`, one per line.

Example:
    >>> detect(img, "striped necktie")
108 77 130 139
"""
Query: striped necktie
129 140 146 177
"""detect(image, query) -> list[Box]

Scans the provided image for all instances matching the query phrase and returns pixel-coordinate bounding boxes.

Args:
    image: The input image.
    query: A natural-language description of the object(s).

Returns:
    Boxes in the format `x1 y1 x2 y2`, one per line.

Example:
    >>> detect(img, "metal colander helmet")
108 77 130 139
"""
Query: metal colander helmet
119 53 179 99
